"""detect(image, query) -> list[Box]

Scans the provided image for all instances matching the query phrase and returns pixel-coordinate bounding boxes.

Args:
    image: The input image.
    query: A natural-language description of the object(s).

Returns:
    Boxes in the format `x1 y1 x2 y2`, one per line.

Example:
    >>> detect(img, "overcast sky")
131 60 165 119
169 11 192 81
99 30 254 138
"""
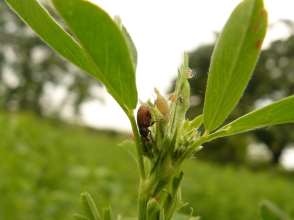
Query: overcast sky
80 0 294 131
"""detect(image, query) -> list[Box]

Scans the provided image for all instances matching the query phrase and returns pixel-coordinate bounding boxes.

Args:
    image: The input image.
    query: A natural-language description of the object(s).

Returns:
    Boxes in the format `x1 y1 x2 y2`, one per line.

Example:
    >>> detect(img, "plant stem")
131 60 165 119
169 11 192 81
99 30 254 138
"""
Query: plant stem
127 111 146 179
138 182 148 220
125 110 148 219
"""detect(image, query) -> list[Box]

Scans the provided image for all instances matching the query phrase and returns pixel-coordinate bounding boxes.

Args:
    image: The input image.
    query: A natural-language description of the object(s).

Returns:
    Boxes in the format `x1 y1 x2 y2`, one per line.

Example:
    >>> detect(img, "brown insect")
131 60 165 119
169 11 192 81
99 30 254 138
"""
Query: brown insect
137 105 153 140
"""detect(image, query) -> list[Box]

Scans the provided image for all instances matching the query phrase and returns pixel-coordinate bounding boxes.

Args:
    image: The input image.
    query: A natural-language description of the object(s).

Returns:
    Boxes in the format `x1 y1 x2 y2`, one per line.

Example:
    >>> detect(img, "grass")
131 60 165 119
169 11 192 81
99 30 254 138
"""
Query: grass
0 112 293 220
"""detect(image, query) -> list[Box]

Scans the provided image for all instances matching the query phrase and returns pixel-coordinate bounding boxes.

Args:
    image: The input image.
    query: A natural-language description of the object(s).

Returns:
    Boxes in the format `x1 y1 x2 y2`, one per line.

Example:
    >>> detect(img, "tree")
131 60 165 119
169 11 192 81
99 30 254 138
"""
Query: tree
0 2 101 117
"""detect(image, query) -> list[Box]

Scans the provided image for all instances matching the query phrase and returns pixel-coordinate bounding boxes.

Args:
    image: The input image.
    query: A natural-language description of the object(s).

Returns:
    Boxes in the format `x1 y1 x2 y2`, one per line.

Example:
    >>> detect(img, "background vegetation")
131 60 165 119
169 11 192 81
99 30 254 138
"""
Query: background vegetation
1 112 294 220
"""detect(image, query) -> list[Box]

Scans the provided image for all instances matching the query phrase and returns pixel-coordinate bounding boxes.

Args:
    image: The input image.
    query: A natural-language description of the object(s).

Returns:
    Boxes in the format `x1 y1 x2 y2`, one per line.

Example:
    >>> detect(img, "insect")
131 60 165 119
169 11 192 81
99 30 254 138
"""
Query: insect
137 105 155 158
169 93 184 104
137 105 153 140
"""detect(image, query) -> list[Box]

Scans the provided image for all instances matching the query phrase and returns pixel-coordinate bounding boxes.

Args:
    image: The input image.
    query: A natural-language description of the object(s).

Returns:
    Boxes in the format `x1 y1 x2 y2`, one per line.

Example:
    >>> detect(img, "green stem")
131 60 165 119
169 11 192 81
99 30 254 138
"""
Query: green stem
126 110 148 219
127 110 146 179
138 182 148 220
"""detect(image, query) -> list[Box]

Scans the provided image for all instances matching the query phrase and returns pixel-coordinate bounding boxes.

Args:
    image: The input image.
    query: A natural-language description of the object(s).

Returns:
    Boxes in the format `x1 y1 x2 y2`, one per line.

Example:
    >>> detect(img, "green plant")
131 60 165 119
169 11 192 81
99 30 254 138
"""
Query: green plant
260 200 292 220
5 0 294 219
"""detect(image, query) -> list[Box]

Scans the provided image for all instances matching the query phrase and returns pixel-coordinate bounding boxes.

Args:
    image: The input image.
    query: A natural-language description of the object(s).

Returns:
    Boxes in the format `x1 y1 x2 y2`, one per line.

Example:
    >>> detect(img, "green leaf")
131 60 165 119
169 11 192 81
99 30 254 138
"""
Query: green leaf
52 0 138 109
260 200 290 220
5 0 96 77
203 0 268 132
114 16 138 69
6 0 138 110
183 115 203 133
121 25 138 69
146 198 161 220
81 192 101 220
213 96 294 138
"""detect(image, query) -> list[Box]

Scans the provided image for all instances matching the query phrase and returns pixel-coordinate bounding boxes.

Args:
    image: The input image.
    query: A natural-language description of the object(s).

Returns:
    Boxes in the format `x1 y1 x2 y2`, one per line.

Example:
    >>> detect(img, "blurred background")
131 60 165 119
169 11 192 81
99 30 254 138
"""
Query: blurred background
0 0 294 219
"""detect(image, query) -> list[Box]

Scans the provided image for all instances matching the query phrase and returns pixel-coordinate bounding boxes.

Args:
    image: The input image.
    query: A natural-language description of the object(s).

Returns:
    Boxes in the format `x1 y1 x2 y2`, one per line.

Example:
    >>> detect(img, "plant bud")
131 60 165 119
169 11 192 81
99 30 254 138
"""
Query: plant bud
154 88 169 119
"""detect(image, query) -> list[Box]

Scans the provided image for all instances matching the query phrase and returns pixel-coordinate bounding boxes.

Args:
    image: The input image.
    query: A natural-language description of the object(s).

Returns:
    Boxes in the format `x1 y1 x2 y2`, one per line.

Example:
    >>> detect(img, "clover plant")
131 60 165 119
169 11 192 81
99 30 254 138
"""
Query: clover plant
5 0 294 219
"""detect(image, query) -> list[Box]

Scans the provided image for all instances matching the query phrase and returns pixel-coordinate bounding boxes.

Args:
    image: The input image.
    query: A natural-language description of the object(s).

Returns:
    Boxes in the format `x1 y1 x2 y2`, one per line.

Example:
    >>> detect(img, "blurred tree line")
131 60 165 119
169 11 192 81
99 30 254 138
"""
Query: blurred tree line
0 1 101 118
178 23 294 165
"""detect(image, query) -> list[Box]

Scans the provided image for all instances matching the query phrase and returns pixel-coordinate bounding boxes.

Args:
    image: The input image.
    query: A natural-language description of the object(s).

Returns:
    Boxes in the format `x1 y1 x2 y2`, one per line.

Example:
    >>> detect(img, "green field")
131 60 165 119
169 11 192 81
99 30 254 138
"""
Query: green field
0 112 293 220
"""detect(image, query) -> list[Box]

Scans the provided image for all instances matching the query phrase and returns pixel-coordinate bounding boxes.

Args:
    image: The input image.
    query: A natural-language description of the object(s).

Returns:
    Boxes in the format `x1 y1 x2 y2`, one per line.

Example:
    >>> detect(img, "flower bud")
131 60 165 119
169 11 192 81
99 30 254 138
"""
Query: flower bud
154 88 169 119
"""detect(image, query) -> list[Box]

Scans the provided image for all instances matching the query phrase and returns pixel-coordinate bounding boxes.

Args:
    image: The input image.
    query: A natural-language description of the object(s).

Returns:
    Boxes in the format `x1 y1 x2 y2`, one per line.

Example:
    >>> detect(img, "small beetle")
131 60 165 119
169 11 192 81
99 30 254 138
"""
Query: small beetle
137 105 154 158
137 105 152 140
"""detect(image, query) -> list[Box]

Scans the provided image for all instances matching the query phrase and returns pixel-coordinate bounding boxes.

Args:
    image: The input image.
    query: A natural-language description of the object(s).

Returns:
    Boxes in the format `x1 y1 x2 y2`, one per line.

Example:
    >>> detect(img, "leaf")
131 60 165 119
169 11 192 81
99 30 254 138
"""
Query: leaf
260 200 290 220
146 198 161 220
117 139 137 163
81 192 101 220
6 0 138 110
52 0 138 109
203 0 268 132
114 16 138 69
5 0 96 76
213 95 294 138
122 25 138 69
184 115 203 133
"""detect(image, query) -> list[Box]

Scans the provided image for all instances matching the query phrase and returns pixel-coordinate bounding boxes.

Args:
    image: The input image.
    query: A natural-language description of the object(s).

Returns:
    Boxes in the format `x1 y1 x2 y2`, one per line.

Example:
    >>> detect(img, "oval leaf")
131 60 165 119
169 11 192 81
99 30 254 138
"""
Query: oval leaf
203 0 268 132
6 0 138 110
5 0 97 77
215 95 294 138
52 0 138 109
